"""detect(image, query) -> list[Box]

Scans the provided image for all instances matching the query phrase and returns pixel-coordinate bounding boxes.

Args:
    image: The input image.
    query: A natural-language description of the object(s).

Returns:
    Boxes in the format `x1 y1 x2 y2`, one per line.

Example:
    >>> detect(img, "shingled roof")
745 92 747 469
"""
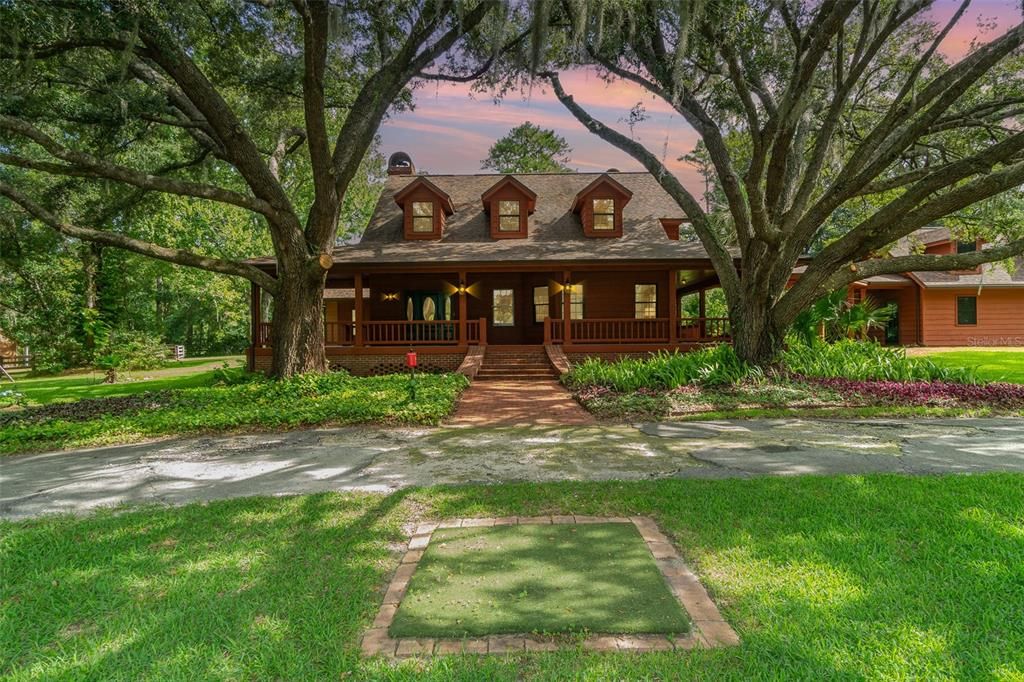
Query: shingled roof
320 172 716 266
895 227 1024 288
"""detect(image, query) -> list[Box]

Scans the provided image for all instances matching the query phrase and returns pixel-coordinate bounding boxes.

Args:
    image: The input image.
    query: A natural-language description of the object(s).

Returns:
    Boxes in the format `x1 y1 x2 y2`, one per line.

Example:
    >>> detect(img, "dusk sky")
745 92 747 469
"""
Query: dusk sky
379 1 1022 195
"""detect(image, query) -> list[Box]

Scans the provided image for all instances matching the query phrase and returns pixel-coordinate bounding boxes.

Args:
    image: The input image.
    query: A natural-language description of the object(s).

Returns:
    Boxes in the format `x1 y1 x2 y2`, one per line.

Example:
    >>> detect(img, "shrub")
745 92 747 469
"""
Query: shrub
808 377 1024 409
575 387 672 421
564 345 754 392
93 331 168 372
781 339 977 383
0 389 27 409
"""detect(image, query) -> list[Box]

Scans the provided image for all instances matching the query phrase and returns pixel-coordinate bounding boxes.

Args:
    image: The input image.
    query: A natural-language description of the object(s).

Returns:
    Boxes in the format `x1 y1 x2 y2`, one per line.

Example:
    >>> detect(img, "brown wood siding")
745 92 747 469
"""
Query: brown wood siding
400 185 445 240
341 270 676 345
366 273 460 322
578 270 668 319
866 286 921 345
578 183 629 238
485 184 530 239
920 288 1024 346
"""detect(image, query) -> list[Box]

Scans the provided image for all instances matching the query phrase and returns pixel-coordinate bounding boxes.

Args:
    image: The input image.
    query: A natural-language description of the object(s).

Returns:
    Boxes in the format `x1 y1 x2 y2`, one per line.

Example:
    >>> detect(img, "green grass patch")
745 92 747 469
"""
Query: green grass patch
390 523 690 638
0 372 467 455
2 476 1023 679
10 356 245 406
923 350 1024 384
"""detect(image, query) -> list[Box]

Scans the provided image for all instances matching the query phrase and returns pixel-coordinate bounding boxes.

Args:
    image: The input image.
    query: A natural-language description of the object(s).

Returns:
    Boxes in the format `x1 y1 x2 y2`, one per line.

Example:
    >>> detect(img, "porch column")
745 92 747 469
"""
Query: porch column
354 272 364 347
458 270 468 346
698 288 707 339
250 281 261 344
249 281 260 372
562 269 571 346
668 270 678 344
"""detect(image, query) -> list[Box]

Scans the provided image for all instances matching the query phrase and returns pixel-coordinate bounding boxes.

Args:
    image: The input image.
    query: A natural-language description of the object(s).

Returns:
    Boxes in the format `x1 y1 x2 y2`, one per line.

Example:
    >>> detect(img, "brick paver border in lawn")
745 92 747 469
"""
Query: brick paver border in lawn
361 516 740 658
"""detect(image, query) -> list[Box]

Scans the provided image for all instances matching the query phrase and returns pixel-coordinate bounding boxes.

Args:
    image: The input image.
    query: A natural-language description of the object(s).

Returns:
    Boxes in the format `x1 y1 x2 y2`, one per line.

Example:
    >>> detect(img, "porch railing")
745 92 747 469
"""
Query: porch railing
325 322 354 345
569 318 673 344
362 320 459 345
543 316 731 345
257 322 272 346
466 319 485 345
678 316 731 340
256 318 487 347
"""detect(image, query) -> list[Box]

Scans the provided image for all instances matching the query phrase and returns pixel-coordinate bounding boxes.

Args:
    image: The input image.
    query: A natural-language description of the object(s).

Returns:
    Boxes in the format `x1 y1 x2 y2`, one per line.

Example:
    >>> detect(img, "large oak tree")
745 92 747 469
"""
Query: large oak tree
525 0 1024 364
0 0 507 377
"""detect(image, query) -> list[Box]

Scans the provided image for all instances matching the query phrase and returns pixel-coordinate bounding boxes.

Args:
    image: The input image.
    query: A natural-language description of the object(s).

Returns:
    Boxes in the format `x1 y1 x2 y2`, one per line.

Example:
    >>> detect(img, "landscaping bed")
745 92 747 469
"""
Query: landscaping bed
0 371 468 455
565 342 1024 421
2 476 1022 678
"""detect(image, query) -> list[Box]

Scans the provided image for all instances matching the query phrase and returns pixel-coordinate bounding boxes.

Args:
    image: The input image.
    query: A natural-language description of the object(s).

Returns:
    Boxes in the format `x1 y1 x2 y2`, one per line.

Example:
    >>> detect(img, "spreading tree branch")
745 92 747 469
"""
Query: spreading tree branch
543 70 741 298
0 182 280 294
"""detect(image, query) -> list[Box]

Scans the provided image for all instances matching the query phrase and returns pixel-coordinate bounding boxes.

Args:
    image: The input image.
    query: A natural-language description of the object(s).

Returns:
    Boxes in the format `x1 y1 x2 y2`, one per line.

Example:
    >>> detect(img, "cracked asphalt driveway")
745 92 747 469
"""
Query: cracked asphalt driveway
2 418 1023 519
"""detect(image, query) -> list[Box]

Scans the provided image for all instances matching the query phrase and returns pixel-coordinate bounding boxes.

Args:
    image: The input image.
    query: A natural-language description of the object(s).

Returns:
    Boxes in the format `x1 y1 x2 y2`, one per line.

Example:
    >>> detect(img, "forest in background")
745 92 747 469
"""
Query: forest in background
1 152 384 372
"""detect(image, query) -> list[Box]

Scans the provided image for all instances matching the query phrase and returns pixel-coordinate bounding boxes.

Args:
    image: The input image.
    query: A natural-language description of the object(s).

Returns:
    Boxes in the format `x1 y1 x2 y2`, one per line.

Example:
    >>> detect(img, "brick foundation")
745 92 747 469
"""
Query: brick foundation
329 352 464 376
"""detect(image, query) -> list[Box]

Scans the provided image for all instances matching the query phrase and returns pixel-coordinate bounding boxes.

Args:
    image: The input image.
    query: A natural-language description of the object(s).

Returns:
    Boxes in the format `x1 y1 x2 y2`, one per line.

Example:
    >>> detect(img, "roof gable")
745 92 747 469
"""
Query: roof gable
481 175 537 213
570 174 633 213
393 177 455 215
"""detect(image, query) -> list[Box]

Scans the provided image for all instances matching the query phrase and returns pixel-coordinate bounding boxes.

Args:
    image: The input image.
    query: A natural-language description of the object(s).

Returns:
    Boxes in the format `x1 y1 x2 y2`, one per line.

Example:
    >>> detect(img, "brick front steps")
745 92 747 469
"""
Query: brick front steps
474 348 559 381
361 516 740 659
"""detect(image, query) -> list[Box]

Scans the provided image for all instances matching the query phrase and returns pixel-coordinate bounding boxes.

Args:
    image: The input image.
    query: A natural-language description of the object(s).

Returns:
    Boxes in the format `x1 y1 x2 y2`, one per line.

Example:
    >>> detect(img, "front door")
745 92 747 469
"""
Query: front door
405 291 448 322
404 291 453 343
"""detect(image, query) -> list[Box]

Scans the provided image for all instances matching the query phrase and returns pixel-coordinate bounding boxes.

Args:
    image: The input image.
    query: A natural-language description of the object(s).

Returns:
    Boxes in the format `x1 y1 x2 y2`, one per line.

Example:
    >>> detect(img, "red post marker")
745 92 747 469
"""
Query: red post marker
406 350 418 368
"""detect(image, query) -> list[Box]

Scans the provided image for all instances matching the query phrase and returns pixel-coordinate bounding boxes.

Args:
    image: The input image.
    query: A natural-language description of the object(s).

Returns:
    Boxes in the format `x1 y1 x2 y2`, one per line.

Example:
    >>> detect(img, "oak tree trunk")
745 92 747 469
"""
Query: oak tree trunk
730 299 785 367
269 263 328 378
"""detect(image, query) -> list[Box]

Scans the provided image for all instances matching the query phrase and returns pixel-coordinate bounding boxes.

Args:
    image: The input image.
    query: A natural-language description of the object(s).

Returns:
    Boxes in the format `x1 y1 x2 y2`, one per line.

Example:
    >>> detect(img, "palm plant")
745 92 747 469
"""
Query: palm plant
791 289 896 344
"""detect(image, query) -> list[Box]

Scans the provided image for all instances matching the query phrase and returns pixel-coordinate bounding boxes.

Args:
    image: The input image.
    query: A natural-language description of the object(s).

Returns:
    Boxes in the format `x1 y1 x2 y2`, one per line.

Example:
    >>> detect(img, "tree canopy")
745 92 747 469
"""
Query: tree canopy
511 0 1024 363
482 121 574 173
0 0 511 376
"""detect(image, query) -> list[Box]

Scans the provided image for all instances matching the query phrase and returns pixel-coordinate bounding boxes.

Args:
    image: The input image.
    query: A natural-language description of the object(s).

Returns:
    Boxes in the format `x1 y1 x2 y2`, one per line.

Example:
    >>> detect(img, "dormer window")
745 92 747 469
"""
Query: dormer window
411 201 434 233
498 201 521 232
957 240 977 254
482 176 536 239
571 174 632 238
592 199 615 230
394 177 454 240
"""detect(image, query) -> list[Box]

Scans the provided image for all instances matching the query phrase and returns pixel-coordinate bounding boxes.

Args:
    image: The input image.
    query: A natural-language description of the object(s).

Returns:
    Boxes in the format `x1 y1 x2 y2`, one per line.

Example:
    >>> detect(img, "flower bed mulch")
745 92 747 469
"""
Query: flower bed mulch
0 392 175 427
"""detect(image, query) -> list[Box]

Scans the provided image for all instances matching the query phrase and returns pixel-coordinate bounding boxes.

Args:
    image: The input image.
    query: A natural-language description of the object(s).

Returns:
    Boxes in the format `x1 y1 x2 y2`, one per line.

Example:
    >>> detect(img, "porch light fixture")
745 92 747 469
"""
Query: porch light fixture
382 292 400 302
456 284 468 295
563 282 575 293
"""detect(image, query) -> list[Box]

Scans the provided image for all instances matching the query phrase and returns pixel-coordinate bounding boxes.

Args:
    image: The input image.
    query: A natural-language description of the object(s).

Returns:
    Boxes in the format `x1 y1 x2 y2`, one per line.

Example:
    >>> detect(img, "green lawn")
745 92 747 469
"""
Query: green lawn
2 476 1022 679
391 523 690 638
9 356 245 406
922 350 1024 384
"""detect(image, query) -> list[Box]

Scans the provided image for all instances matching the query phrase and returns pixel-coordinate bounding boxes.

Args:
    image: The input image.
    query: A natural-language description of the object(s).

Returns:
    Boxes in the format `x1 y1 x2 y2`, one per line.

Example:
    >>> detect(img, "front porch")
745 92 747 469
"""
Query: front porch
248 265 731 374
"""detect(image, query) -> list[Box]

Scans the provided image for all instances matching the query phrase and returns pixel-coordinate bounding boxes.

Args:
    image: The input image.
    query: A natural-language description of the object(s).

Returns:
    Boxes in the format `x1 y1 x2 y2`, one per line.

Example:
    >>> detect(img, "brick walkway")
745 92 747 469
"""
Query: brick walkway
450 380 596 426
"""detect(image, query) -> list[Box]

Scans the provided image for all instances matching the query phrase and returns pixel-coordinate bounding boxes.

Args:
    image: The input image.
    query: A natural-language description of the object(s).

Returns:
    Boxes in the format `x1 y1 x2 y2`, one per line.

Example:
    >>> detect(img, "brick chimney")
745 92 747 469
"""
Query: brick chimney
387 151 415 176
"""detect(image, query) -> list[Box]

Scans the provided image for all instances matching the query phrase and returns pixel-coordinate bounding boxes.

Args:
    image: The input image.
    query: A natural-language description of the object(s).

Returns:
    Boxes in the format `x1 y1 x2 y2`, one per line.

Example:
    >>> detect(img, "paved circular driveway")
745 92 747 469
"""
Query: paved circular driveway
2 418 1022 519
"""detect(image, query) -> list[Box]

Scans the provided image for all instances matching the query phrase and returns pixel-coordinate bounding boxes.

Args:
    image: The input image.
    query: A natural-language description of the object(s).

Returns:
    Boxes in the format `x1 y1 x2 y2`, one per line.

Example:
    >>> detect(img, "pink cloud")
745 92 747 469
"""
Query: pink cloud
381 5 1018 195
